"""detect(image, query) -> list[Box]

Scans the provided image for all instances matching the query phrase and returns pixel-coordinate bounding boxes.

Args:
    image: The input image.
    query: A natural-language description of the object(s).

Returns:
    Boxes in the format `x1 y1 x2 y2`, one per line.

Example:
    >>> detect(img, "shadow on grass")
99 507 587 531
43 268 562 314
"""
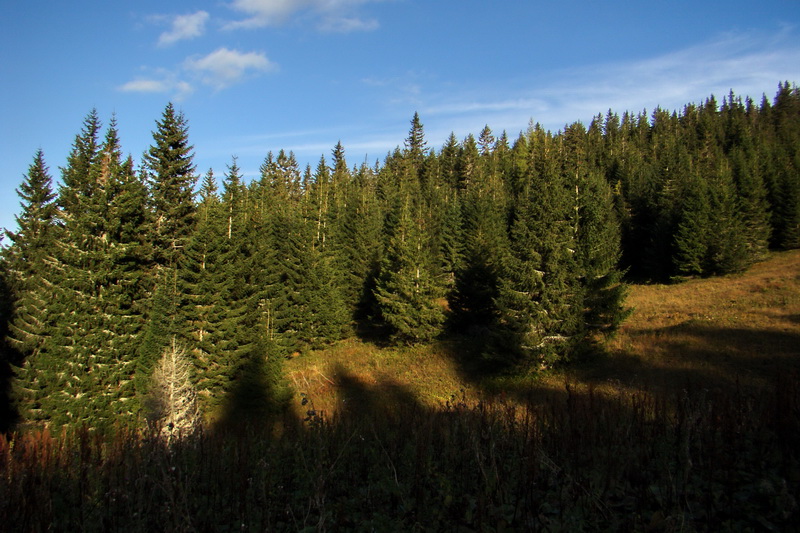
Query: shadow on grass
783 313 800 325
351 319 394 348
329 362 426 420
436 318 800 408
212 339 292 432
598 322 800 392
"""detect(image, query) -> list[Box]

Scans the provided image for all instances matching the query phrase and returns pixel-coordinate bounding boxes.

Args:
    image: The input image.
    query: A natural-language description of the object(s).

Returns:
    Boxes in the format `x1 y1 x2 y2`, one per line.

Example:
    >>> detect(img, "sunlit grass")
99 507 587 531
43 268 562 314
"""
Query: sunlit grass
286 250 800 414
600 249 800 394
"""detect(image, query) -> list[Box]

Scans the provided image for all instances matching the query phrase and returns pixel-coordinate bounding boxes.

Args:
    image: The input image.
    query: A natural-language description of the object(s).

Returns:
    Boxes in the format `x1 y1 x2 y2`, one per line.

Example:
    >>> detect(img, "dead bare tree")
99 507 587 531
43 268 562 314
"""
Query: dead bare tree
145 338 201 440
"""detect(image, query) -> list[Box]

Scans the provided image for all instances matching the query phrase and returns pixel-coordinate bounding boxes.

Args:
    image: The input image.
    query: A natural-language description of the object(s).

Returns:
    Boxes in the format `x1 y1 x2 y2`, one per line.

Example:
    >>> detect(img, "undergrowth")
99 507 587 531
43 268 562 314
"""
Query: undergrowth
2 376 798 531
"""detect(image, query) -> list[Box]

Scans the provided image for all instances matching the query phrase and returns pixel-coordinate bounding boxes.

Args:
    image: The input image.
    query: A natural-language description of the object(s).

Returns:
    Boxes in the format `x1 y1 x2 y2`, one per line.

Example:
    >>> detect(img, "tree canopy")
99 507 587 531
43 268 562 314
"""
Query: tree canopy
2 83 799 428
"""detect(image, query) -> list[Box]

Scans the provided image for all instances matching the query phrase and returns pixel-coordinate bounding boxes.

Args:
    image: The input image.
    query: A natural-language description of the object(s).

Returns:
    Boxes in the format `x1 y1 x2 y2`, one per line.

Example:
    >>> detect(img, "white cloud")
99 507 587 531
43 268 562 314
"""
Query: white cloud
225 0 381 32
118 79 172 93
318 16 379 33
119 47 276 99
225 0 307 28
184 48 276 90
157 11 210 46
118 74 195 101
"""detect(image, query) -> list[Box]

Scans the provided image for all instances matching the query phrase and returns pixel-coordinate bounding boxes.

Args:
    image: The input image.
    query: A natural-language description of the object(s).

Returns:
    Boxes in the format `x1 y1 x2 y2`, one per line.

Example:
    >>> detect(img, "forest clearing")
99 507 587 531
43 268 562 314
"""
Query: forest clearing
284 249 800 418
2 250 798 531
2 85 799 530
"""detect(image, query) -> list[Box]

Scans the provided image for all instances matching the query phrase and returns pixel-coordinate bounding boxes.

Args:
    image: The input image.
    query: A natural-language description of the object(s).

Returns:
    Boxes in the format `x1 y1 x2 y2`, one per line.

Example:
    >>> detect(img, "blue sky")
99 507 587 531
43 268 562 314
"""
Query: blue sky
2 0 799 235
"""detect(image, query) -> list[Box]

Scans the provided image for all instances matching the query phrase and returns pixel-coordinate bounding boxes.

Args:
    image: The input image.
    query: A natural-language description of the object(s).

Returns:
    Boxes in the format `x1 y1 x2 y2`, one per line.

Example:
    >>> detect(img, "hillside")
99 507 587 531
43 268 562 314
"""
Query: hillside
3 250 798 531
285 250 800 417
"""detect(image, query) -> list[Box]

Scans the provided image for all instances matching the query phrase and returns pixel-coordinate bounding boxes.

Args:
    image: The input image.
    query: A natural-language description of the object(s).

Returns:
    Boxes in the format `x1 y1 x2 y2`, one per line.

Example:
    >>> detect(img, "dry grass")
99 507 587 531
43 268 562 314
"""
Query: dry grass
286 250 800 415
285 339 476 419
597 249 800 395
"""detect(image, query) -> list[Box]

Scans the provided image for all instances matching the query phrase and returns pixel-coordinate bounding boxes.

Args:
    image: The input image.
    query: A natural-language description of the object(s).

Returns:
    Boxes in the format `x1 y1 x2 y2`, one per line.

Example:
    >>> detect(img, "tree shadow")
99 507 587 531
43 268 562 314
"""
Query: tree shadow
437 316 800 409
0 266 19 433
328 362 426 421
212 339 292 433
780 313 800 325
551 321 800 401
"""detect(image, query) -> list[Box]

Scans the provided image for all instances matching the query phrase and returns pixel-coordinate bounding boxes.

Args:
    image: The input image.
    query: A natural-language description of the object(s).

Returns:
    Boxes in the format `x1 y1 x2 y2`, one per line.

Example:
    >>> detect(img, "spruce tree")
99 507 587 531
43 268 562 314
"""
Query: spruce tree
405 112 428 170
20 113 145 427
450 132 508 336
490 130 583 369
58 109 101 219
673 170 712 276
5 150 59 424
562 122 629 337
140 103 198 393
337 163 384 320
143 102 197 269
374 195 445 344
574 168 630 335
705 162 749 274
5 150 58 360
179 171 230 407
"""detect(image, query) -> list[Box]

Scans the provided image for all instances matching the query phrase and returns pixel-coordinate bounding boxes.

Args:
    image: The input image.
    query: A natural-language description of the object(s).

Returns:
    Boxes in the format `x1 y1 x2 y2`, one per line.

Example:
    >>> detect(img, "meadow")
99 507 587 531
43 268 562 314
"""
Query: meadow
2 250 798 531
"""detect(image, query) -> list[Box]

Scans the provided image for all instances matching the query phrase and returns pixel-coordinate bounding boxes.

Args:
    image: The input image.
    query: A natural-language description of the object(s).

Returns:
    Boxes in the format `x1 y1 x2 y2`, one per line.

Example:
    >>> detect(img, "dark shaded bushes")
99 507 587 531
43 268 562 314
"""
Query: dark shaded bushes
2 373 798 531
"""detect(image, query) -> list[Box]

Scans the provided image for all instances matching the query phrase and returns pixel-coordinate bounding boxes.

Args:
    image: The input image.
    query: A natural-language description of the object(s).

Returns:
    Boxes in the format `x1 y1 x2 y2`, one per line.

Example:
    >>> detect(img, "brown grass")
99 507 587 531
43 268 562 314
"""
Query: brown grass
286 250 800 415
597 249 800 394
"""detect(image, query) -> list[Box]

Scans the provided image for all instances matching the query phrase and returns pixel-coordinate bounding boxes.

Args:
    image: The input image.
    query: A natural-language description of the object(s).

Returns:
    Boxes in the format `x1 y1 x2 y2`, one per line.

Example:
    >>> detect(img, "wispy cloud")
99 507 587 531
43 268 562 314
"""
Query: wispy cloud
224 0 299 29
118 79 173 94
158 11 210 46
119 48 276 99
414 28 800 137
185 48 276 90
118 69 195 101
225 0 381 32
318 15 379 33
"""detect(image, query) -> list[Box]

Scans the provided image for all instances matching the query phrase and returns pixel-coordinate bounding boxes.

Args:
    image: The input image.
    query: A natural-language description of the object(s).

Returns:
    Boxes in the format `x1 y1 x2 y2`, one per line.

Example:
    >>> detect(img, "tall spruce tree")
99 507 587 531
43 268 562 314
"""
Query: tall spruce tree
574 168 630 335
5 151 59 424
18 113 145 427
337 162 384 320
5 150 58 361
139 103 198 396
144 102 197 269
374 194 445 343
490 129 584 369
179 169 229 408
450 132 509 336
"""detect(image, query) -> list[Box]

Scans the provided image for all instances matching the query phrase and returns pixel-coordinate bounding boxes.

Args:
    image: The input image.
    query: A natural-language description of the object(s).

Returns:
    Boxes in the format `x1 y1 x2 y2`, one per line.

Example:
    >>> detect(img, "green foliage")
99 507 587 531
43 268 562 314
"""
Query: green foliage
4 150 58 361
4 83 800 430
143 102 197 268
490 129 584 369
374 196 445 343
575 168 631 336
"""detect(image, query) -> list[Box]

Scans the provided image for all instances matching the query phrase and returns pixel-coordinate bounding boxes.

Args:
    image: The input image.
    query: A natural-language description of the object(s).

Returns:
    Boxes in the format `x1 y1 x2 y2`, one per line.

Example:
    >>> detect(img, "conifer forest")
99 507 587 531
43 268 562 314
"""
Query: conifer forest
1 83 799 530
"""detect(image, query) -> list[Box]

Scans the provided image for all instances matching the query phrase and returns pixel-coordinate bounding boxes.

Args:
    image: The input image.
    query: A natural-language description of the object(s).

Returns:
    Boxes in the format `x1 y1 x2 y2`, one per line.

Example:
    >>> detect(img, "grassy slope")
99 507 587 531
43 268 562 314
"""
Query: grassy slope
3 251 798 531
285 250 800 418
